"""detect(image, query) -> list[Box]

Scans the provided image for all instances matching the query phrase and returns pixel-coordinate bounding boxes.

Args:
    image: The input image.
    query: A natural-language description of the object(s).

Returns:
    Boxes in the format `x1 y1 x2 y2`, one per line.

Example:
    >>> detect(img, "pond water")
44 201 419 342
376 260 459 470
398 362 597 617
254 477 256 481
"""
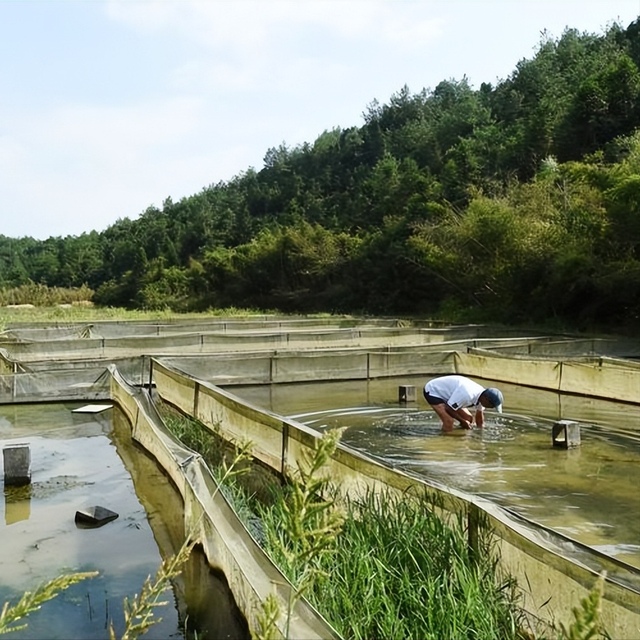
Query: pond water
230 374 640 570
0 402 249 640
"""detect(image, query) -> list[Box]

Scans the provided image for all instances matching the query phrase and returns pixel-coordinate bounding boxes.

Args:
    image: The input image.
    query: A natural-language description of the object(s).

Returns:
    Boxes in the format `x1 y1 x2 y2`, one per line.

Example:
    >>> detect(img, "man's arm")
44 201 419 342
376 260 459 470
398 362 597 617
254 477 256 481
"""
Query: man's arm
448 406 474 429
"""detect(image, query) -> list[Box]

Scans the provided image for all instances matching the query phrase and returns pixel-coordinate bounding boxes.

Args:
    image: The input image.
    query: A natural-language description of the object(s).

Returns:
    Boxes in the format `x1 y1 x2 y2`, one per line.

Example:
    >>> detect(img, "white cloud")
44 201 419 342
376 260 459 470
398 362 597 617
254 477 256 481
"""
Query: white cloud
0 97 205 196
105 1 446 54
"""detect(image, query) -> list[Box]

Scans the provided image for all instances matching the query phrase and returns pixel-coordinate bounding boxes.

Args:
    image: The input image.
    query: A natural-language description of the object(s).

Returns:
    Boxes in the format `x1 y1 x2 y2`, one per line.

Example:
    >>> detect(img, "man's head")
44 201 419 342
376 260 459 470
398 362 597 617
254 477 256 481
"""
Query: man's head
481 388 503 413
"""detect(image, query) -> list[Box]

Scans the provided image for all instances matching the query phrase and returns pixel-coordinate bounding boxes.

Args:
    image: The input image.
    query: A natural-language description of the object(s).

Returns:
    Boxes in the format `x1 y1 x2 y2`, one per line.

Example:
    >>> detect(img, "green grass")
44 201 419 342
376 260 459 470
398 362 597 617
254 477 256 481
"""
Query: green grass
258 489 523 640
0 306 290 336
0 305 273 324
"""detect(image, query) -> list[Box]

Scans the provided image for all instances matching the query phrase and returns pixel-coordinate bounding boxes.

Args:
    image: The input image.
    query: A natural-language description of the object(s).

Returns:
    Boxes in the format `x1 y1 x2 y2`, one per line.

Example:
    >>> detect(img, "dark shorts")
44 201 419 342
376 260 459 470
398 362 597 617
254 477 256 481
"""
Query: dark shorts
424 390 445 405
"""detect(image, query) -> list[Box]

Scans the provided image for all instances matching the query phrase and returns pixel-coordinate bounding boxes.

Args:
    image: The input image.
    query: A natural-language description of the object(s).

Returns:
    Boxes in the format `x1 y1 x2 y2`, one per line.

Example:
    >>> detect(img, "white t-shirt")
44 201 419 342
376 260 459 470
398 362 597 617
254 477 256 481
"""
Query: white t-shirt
424 375 485 411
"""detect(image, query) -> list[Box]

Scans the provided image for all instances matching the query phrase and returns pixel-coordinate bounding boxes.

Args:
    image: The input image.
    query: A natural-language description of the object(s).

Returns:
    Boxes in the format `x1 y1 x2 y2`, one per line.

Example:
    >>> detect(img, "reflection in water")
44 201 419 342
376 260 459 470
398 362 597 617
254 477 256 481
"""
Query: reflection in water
110 408 250 640
180 547 251 640
231 376 640 570
4 483 31 525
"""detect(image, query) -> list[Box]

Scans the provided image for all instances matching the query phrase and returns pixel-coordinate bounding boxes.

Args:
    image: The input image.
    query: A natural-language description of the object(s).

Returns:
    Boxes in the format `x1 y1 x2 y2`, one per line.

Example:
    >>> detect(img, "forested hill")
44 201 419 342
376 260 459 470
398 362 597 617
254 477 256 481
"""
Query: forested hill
4 20 640 330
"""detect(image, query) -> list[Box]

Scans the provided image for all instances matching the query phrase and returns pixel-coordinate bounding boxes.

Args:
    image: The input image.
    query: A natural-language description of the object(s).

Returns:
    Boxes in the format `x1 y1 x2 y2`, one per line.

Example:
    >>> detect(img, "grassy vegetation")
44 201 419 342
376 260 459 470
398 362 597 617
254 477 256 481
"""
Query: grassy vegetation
0 282 575 338
257 428 345 639
161 405 276 506
0 283 94 308
0 302 279 331
260 487 524 640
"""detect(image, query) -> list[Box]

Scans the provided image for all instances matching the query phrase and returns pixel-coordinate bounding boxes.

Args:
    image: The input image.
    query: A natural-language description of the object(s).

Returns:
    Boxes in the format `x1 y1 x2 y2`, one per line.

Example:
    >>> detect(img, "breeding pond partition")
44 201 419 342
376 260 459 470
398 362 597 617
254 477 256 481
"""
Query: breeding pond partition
109 366 339 640
4 317 640 638
151 350 640 640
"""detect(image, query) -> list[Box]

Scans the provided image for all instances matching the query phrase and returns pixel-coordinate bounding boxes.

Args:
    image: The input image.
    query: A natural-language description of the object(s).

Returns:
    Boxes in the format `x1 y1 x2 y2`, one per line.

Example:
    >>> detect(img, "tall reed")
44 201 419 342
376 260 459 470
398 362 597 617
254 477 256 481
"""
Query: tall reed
0 572 98 635
258 488 523 640
0 283 94 306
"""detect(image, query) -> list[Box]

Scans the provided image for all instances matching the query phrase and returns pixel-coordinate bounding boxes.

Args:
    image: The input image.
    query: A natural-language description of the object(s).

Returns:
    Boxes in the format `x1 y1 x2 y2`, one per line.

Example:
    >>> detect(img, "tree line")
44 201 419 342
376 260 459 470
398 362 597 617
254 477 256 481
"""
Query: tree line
3 20 640 331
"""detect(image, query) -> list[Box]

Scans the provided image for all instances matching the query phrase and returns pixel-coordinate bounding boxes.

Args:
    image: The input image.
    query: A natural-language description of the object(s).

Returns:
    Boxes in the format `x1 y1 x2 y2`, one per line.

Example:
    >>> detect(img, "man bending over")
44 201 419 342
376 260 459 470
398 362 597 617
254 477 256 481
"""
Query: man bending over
424 374 503 432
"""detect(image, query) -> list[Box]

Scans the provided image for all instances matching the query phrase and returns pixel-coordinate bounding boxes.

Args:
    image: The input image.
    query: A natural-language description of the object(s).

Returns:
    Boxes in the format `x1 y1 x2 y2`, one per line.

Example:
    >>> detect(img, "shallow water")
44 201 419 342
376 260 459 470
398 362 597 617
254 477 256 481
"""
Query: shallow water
0 402 248 640
231 375 640 569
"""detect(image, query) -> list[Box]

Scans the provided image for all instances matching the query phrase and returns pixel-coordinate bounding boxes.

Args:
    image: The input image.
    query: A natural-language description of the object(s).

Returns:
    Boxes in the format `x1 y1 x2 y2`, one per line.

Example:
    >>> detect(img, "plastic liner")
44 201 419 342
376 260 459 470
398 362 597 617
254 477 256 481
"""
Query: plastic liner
0 321 557 367
0 367 112 404
109 365 340 640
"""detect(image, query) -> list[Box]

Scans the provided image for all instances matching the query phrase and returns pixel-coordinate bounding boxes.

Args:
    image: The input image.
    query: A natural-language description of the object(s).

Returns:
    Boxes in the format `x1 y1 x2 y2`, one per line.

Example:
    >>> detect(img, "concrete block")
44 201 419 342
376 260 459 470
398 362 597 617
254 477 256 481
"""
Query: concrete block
399 385 417 403
552 420 581 448
3 444 31 486
75 505 119 528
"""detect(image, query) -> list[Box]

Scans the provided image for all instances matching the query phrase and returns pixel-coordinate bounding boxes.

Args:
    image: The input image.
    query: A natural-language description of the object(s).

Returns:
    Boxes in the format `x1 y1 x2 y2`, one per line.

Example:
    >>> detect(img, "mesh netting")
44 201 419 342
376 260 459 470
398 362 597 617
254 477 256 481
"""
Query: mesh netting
3 316 640 638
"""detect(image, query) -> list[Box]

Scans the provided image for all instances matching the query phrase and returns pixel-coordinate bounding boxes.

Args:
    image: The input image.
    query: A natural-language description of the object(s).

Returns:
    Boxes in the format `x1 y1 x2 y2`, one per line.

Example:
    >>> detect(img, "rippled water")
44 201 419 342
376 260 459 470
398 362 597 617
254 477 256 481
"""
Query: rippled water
231 375 640 568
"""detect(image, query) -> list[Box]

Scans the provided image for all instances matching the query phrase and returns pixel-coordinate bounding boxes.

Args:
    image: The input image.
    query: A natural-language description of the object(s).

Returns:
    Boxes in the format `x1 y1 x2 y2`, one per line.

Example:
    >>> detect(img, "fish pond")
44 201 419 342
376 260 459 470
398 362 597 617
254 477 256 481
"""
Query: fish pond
0 402 248 640
230 374 640 570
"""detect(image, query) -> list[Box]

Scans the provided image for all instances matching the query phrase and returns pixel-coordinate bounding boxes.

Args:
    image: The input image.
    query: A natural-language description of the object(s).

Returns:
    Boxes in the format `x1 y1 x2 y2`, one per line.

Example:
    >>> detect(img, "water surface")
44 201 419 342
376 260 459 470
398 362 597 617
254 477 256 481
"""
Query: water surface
0 402 248 640
230 375 640 569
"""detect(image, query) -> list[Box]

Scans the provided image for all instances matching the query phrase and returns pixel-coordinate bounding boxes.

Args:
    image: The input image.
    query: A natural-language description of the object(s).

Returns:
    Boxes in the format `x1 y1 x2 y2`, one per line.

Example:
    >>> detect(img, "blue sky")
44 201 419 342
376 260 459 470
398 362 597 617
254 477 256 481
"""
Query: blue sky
1 1 639 240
